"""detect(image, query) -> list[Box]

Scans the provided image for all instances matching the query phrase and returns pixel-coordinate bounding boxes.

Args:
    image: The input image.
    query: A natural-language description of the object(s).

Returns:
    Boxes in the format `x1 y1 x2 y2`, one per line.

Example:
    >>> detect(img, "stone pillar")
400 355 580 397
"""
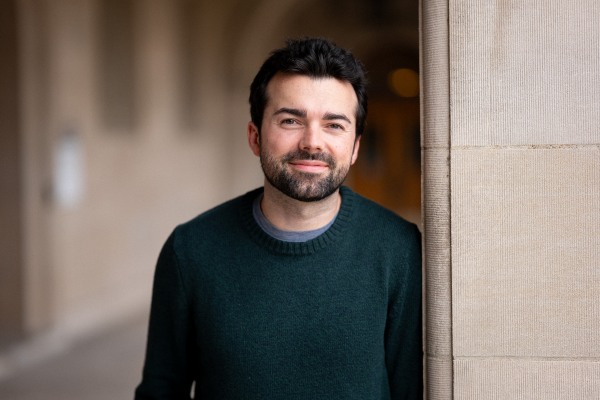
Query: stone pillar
421 0 600 398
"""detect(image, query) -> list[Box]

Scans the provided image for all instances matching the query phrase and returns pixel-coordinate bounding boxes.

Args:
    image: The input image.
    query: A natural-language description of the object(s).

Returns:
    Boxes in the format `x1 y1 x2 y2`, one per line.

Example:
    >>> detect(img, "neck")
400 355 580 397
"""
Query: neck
260 180 342 231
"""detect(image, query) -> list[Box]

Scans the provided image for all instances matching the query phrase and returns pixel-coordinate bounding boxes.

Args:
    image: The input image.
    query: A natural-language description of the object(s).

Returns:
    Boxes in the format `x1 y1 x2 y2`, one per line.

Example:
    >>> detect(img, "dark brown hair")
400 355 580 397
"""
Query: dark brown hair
249 37 368 137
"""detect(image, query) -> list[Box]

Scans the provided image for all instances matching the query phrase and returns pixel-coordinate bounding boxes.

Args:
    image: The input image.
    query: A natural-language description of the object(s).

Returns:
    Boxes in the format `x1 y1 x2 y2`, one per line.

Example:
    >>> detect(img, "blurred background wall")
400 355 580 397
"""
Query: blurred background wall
0 0 421 378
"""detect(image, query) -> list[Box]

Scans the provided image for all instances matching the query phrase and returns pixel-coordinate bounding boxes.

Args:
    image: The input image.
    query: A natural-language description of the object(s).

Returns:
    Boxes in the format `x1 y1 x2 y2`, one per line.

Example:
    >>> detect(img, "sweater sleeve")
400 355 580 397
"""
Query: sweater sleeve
135 230 198 400
385 225 423 400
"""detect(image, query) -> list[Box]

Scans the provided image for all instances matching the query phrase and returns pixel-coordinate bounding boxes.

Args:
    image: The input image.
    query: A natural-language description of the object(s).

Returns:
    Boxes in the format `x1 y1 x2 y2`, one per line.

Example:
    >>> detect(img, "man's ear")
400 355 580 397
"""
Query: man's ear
351 135 361 165
247 122 261 157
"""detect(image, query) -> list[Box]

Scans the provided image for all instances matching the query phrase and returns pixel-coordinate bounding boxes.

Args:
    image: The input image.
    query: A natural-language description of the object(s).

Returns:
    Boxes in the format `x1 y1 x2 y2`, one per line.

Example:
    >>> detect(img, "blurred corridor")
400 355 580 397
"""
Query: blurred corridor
0 314 147 399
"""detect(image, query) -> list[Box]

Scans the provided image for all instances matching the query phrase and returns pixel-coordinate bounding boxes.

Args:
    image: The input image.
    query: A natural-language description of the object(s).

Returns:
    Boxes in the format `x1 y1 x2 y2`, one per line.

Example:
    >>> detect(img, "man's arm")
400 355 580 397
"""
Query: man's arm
135 231 198 400
385 225 423 400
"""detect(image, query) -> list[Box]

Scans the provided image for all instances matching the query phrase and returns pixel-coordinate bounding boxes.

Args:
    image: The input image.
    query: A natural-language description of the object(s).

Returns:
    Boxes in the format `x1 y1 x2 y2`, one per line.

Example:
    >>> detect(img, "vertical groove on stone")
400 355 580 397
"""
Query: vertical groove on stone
422 149 453 399
420 0 453 398
428 356 455 400
420 0 450 149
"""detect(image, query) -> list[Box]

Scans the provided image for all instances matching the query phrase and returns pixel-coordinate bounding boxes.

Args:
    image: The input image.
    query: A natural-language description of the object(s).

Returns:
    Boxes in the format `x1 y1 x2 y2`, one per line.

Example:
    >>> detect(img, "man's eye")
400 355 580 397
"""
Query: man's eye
282 119 297 125
329 123 343 130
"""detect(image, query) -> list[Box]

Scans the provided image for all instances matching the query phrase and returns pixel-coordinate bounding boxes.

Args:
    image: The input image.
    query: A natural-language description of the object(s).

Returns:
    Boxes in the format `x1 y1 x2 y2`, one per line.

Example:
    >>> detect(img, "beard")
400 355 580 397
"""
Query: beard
260 148 351 202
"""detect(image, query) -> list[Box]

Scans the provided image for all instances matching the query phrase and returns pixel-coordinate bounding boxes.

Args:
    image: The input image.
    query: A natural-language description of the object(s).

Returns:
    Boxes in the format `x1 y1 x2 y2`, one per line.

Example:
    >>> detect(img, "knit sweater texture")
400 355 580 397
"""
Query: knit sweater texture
135 186 422 400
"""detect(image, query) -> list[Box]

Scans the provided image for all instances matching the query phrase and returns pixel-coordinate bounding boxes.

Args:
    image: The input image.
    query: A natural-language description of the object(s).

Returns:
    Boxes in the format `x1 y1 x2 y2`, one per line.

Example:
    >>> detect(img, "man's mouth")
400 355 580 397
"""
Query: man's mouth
288 160 330 173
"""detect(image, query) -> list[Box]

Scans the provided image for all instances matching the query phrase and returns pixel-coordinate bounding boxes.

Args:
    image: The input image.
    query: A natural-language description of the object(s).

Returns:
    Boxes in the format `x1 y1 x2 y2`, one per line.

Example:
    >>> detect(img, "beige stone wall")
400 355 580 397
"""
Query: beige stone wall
421 0 453 396
422 0 600 398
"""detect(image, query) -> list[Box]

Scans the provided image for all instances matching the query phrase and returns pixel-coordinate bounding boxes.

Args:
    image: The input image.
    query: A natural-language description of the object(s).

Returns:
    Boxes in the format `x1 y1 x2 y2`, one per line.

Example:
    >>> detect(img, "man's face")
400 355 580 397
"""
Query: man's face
248 73 360 202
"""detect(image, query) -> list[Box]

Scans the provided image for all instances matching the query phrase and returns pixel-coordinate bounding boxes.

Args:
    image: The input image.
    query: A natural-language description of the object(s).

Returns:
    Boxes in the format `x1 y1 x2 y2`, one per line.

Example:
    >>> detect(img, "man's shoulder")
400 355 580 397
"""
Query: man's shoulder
342 187 421 278
172 187 262 243
344 186 419 237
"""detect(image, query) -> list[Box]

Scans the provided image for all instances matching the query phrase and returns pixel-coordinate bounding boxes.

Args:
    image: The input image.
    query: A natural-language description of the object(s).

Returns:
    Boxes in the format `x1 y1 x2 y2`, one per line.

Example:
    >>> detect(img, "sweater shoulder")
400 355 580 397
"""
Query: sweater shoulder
344 189 421 268
169 188 261 253
350 189 419 237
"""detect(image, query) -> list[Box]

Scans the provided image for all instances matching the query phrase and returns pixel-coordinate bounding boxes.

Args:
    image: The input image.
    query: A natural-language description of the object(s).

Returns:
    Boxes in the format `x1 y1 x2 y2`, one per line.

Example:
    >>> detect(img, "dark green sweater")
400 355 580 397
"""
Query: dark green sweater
135 187 422 399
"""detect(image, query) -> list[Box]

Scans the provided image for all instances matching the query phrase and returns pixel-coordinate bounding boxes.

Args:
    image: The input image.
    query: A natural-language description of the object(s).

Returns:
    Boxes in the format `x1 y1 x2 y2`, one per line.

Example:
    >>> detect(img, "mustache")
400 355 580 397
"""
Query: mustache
282 150 335 166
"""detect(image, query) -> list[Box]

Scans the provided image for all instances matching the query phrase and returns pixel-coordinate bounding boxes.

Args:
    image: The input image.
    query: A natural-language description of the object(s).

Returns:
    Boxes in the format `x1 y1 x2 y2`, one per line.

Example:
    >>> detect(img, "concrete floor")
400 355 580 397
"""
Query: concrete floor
0 316 148 400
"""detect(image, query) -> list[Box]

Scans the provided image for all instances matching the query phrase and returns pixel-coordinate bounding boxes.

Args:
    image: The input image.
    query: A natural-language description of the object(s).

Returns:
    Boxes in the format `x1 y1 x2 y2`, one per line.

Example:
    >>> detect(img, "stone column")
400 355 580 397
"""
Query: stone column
421 0 600 398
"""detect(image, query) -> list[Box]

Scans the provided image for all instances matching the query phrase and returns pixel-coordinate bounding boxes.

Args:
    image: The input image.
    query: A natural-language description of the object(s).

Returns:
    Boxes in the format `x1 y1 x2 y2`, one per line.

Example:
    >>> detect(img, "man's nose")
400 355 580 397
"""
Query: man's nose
299 124 324 152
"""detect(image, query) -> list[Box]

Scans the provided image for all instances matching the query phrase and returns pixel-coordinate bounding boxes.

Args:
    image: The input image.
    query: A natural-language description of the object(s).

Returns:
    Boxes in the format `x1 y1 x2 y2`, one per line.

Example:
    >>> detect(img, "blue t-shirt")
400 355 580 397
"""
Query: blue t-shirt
252 192 338 242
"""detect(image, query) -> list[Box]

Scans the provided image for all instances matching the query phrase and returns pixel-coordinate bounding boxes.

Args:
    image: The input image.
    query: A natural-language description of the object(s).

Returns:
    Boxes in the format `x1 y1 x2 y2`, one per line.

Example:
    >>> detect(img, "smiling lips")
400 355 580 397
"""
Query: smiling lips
288 160 330 172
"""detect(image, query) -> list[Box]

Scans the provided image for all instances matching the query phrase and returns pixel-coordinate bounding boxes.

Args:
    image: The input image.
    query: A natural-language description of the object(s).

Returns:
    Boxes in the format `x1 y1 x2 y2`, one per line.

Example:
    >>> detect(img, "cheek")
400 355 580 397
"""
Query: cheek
335 141 357 160
264 133 298 153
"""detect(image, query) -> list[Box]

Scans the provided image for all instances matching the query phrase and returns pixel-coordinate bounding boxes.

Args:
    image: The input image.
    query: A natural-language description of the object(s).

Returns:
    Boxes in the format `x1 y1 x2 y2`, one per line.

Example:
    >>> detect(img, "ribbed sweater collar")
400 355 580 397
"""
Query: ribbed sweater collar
240 186 355 256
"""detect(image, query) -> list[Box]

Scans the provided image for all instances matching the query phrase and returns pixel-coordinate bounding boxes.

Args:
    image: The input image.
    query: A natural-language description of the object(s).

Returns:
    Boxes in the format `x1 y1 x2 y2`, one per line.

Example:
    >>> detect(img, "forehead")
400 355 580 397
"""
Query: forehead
265 73 358 119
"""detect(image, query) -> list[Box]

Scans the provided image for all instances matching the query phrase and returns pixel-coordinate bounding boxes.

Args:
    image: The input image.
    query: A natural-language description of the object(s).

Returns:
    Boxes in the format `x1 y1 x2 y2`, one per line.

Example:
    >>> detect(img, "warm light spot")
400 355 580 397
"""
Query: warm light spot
388 68 419 98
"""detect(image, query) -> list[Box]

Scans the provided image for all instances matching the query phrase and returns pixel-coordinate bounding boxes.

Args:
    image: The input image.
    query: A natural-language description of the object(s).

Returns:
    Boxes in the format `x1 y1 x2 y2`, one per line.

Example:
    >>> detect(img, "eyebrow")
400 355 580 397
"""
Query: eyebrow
273 108 307 118
323 112 352 125
273 108 352 125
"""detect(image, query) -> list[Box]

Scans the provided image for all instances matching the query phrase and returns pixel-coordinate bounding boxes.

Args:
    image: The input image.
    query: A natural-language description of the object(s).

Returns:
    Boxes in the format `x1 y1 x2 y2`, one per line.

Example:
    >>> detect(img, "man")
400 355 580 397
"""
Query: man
135 37 422 399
